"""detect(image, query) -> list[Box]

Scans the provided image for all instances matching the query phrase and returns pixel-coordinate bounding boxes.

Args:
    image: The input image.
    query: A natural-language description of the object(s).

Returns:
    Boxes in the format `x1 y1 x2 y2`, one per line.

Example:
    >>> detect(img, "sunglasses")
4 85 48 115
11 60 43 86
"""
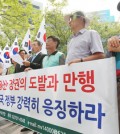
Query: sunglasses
69 15 82 22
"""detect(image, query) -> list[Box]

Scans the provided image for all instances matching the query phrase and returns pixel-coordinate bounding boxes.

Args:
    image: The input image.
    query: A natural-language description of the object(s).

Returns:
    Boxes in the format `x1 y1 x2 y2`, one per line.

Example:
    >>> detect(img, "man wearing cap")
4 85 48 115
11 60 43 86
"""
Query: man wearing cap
65 11 105 65
107 2 120 131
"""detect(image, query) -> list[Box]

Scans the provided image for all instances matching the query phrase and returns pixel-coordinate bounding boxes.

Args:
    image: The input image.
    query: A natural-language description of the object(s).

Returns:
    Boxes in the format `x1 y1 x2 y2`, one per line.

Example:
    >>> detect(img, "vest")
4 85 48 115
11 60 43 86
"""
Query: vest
43 51 63 68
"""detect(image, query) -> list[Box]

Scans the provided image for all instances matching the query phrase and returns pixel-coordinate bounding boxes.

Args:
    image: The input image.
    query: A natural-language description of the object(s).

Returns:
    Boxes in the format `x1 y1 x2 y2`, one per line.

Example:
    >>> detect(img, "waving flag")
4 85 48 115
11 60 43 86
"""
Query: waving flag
10 37 22 64
2 44 11 68
10 37 19 56
36 18 47 54
22 29 31 54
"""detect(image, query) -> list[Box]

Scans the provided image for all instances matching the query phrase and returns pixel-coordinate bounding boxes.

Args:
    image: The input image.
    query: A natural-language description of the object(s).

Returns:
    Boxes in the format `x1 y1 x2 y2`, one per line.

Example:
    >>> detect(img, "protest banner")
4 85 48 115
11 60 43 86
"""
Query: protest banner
0 57 118 134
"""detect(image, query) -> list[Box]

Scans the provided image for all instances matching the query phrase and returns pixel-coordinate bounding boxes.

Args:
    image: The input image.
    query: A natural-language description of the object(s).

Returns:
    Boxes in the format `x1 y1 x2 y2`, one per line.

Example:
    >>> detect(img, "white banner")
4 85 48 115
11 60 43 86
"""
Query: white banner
0 57 119 134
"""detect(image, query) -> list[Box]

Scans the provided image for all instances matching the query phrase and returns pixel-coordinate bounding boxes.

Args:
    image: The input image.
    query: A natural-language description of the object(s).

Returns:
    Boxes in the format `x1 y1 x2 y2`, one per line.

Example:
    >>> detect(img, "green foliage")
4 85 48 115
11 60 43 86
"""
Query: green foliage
0 0 42 48
89 16 120 49
45 0 71 55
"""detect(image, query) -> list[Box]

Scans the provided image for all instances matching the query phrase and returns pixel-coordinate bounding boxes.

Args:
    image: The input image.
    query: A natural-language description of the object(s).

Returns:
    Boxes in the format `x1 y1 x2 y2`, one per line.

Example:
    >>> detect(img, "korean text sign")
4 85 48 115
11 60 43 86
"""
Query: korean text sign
0 57 118 134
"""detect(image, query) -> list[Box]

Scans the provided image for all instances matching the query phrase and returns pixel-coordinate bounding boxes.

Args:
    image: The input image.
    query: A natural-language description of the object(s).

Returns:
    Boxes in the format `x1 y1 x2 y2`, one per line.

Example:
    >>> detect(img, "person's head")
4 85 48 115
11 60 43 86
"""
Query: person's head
65 11 89 33
46 36 60 52
31 40 42 53
19 50 26 60
117 2 120 11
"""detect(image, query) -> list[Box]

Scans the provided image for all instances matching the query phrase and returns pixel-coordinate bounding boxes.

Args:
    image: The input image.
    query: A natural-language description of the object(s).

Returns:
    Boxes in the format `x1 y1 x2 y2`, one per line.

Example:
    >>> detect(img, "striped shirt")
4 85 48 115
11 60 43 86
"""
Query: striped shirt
66 28 104 63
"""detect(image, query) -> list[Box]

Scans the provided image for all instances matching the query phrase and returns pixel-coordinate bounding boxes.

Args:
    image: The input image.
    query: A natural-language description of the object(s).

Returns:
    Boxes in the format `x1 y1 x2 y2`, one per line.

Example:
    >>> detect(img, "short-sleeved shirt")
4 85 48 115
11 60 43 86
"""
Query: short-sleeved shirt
66 28 104 63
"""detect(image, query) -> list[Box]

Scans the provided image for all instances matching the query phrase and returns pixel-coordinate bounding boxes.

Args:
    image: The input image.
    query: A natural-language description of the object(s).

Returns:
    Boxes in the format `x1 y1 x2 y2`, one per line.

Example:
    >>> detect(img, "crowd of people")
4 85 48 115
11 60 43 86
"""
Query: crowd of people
0 1 120 134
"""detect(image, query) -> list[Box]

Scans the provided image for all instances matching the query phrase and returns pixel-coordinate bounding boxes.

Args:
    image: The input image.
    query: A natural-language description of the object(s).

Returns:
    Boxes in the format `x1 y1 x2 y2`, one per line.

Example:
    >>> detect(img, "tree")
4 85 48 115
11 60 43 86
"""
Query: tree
45 0 71 55
0 0 42 48
89 16 120 50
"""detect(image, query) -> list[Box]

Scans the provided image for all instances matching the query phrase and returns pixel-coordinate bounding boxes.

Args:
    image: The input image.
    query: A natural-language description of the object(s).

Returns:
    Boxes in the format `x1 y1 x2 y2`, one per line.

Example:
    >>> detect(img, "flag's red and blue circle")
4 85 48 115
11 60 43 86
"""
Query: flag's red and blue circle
4 52 10 59
13 47 19 55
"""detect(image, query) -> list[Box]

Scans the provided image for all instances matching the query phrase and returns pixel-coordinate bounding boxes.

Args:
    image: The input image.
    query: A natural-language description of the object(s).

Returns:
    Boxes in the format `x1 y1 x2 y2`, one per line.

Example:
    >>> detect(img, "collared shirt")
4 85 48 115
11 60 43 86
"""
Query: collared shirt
66 28 104 63
48 51 58 56
35 51 41 57
31 51 41 62
42 51 65 68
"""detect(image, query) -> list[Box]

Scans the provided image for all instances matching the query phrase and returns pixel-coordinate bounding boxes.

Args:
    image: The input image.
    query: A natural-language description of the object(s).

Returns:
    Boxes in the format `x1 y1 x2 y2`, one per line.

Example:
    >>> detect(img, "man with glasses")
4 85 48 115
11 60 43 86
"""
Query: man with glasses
64 11 105 65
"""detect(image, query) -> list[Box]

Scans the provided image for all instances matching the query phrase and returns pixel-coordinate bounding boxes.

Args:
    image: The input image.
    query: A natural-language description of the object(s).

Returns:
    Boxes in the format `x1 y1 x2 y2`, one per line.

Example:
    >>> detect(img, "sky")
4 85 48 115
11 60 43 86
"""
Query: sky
63 0 120 21
33 0 120 21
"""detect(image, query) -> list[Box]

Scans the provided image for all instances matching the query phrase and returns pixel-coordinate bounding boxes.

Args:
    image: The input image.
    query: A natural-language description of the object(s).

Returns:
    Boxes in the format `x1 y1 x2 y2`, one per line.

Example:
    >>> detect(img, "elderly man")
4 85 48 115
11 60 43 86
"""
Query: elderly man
107 2 120 131
65 11 105 65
